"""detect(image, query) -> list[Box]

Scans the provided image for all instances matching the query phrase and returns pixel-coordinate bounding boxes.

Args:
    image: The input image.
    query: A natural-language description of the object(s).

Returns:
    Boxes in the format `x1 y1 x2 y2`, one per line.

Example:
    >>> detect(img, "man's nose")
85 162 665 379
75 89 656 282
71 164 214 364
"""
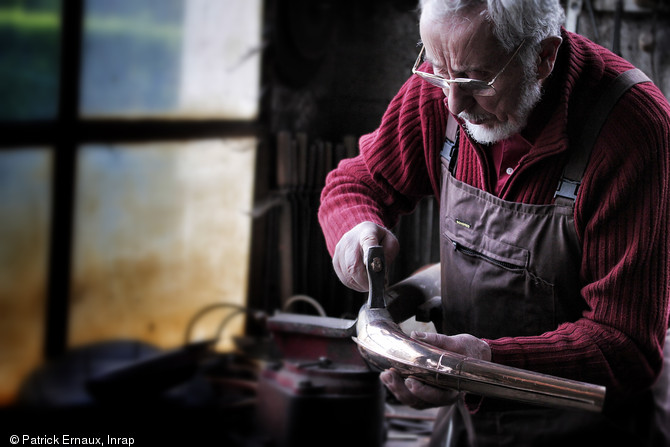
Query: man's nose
444 84 475 115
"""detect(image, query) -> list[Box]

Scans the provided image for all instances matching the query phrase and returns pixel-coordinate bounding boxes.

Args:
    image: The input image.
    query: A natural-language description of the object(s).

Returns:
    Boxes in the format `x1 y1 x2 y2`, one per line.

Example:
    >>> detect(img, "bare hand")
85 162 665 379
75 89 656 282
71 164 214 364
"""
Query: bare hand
332 221 399 291
380 331 491 409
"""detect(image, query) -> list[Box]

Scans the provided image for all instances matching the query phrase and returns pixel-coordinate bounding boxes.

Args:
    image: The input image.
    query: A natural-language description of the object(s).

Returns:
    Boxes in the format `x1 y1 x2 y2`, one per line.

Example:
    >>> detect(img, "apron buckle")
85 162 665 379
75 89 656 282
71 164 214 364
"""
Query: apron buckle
554 177 580 201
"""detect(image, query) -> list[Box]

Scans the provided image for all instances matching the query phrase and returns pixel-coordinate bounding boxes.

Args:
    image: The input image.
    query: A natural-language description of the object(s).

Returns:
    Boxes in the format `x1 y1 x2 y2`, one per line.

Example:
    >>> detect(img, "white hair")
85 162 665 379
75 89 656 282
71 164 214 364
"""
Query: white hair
419 0 565 77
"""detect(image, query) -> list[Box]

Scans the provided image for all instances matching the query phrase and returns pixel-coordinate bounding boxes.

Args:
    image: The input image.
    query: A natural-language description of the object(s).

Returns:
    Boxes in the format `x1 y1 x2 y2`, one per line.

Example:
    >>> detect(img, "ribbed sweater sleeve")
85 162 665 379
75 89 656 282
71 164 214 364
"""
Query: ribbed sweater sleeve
487 83 670 407
483 33 670 408
318 76 447 254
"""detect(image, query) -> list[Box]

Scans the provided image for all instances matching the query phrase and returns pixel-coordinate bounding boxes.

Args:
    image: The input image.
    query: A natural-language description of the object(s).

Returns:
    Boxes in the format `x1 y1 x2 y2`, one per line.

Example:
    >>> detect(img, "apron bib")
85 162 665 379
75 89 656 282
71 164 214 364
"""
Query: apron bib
432 69 655 447
439 68 650 339
439 164 584 339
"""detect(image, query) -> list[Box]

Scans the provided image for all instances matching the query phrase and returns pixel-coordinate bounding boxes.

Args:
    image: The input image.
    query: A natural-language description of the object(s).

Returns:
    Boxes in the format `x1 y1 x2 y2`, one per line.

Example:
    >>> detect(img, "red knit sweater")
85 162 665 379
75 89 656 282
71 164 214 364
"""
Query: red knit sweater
318 30 670 407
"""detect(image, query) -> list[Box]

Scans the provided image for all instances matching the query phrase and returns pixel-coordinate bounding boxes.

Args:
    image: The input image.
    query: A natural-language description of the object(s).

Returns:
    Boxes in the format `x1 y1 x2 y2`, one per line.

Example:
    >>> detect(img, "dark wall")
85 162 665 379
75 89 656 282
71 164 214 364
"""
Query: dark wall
269 0 421 138
249 0 431 320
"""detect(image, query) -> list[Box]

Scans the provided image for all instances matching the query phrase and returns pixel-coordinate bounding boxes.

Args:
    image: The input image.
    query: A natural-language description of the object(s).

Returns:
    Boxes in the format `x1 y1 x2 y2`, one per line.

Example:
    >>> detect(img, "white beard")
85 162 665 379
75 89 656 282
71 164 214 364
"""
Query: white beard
459 78 543 145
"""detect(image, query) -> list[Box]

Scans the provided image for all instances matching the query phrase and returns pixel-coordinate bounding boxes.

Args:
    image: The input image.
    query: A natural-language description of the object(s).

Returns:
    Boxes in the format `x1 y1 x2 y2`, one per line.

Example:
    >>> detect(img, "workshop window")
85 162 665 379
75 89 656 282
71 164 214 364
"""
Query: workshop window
0 1 61 120
80 0 260 119
71 140 256 349
0 0 262 404
0 147 53 405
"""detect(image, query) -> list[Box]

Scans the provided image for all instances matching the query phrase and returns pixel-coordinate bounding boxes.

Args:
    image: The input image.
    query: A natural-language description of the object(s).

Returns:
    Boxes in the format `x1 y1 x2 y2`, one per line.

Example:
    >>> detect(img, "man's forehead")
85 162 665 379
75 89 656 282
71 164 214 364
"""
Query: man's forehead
420 11 499 70
423 34 500 72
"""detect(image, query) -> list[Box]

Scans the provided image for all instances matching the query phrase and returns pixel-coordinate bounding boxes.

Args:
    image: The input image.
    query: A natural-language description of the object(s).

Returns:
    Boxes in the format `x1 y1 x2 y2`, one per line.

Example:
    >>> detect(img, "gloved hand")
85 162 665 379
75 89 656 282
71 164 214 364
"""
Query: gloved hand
380 331 491 409
332 221 399 292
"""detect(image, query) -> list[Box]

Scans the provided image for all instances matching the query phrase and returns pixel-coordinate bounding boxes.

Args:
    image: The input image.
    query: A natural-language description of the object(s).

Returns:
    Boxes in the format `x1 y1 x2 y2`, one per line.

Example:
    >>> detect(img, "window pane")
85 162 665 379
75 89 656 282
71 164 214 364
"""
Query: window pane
0 0 61 121
80 0 262 119
70 139 256 352
0 148 52 404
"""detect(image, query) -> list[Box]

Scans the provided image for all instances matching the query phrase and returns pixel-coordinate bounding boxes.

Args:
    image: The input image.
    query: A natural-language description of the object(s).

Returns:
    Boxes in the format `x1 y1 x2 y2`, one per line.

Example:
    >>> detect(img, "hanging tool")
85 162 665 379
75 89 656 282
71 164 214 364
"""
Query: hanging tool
585 0 600 41
565 0 584 33
613 0 624 55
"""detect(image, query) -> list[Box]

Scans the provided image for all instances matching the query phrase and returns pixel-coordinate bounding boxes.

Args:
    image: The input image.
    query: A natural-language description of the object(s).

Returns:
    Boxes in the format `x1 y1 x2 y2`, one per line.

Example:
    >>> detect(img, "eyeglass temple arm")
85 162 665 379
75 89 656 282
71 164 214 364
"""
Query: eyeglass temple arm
487 39 526 85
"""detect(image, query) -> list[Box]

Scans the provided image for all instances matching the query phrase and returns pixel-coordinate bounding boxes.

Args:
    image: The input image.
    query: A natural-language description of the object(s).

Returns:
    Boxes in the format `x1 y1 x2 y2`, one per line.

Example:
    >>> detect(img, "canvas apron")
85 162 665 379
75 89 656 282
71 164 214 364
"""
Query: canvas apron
431 69 655 447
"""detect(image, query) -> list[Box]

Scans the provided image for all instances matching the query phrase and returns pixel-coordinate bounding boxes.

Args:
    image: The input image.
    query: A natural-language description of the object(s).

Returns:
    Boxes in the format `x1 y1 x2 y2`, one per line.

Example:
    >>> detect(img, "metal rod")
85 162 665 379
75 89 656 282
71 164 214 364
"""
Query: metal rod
354 304 606 413
354 245 606 413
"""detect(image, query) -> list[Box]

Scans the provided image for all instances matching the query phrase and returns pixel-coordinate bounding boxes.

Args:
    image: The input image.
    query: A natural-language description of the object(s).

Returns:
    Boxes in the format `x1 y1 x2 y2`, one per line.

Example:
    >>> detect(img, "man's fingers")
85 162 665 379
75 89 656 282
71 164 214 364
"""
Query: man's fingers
380 370 429 408
332 230 367 291
360 232 380 258
379 231 400 264
332 222 398 292
405 377 459 406
380 370 458 409
410 331 492 361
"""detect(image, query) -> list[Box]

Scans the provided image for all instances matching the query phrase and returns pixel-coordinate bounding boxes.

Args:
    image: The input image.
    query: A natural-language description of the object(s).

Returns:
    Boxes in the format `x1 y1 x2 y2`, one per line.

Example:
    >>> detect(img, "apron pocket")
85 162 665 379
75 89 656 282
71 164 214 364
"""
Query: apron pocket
442 228 557 339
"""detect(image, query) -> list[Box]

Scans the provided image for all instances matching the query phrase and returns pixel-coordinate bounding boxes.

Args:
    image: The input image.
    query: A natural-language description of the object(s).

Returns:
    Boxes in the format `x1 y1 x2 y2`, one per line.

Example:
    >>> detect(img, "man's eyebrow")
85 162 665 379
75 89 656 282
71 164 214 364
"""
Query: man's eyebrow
423 52 447 70
423 53 440 67
424 51 487 74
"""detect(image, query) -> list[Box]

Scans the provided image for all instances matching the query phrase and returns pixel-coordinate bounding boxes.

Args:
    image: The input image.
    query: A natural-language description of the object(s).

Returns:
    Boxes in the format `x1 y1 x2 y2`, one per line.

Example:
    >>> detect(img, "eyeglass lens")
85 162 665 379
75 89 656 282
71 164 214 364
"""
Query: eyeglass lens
416 72 496 97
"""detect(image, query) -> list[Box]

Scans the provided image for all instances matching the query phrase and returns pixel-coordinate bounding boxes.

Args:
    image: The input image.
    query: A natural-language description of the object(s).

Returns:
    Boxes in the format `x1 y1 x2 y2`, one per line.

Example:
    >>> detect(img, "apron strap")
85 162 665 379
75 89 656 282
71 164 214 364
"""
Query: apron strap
441 114 460 175
554 68 652 206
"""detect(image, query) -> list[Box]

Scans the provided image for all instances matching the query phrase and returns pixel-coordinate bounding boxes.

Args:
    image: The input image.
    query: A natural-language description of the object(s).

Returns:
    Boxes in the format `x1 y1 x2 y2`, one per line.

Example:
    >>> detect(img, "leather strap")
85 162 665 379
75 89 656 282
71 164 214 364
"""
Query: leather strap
554 68 651 206
441 114 460 174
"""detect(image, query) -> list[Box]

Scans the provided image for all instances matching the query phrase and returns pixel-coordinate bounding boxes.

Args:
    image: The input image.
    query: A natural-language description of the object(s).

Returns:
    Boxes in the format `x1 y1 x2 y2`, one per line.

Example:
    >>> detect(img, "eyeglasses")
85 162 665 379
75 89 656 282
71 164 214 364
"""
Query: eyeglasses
412 40 525 97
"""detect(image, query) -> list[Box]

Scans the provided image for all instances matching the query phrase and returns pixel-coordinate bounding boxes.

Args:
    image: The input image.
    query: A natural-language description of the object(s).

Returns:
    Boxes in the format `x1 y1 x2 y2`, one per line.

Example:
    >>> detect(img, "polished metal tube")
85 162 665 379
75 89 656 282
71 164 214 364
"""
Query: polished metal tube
354 304 606 413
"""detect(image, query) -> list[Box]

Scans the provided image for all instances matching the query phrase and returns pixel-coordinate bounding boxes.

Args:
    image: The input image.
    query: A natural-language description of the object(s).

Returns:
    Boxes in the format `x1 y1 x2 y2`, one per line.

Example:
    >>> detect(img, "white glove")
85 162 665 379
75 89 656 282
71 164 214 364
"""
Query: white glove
332 221 399 292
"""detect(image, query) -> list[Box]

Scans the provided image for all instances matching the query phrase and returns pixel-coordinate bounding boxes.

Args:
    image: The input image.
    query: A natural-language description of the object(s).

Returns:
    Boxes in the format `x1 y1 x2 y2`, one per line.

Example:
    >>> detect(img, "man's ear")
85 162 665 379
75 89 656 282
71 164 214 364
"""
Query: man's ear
537 36 562 80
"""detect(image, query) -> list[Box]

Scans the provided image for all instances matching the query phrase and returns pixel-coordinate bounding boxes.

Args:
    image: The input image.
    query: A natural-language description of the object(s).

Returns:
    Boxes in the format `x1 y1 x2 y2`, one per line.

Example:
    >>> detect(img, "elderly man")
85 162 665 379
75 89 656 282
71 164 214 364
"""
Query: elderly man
318 0 670 445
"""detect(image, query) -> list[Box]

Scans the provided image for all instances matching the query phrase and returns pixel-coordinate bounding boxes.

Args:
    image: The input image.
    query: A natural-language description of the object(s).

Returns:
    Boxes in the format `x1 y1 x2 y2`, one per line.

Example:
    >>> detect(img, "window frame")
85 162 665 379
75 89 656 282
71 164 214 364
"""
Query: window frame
0 0 269 359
